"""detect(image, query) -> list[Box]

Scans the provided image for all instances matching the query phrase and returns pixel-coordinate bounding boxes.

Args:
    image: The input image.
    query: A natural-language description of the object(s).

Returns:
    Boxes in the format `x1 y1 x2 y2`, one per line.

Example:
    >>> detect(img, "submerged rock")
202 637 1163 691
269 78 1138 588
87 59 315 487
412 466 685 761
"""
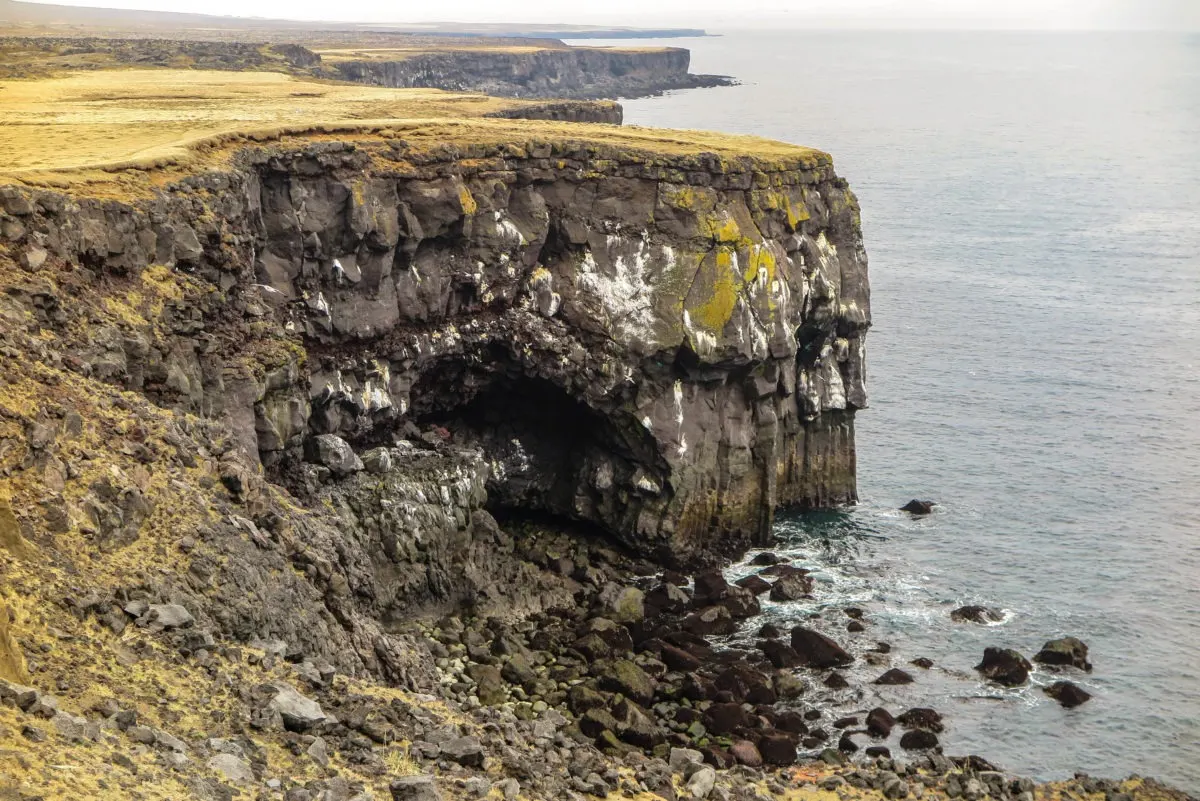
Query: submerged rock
1045 680 1092 708
874 668 914 685
900 499 936 515
951 605 1004 624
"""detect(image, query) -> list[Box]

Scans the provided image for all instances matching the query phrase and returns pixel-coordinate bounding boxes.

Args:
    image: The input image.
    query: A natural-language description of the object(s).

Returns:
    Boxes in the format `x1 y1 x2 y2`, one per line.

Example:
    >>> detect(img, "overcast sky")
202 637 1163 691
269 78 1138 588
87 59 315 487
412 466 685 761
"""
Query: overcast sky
21 0 1200 29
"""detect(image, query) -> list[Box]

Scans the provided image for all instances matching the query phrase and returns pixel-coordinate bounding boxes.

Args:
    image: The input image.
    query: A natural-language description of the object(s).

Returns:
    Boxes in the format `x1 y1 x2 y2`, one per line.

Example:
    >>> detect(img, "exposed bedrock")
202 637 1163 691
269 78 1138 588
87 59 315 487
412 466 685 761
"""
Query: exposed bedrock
0 136 868 566
330 47 732 99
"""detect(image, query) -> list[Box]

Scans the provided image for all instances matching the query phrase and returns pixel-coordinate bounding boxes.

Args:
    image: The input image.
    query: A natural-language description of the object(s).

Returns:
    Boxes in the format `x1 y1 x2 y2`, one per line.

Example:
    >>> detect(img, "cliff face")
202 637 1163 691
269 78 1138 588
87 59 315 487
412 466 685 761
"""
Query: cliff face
329 47 731 99
0 136 868 567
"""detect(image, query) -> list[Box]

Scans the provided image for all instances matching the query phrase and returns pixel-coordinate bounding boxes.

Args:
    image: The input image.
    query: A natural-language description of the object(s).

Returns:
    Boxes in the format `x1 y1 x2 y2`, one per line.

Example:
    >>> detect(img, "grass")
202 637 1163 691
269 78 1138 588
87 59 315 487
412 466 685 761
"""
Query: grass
315 44 676 62
0 68 828 194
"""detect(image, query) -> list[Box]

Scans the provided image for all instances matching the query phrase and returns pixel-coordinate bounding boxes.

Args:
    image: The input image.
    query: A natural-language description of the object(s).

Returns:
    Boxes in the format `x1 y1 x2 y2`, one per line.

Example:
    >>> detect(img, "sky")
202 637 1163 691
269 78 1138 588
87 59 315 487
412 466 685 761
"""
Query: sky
17 0 1200 29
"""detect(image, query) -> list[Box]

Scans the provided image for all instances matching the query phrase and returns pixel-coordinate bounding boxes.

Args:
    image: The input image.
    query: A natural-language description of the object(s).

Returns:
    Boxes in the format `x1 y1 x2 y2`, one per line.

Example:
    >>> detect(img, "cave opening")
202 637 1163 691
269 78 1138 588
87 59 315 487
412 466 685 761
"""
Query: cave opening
411 364 664 540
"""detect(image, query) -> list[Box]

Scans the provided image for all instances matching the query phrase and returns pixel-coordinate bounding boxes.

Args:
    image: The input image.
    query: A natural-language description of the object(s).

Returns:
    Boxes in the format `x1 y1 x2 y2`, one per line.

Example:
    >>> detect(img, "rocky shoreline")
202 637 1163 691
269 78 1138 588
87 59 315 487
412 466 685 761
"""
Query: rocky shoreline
0 55 1190 800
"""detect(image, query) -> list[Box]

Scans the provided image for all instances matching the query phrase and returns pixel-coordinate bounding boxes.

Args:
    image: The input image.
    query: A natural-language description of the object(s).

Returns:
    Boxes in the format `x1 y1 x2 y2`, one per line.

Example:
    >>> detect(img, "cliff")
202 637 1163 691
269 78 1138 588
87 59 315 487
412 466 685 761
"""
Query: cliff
0 128 868 566
325 46 732 99
0 35 731 99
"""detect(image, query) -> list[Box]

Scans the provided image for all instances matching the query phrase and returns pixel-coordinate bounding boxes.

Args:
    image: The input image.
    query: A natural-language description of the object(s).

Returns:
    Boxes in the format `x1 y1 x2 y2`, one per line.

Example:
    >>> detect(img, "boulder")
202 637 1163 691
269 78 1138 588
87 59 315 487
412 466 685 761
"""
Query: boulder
951 605 1004 624
900 500 935 515
304 434 364 476
442 736 485 768
714 665 772 703
660 643 702 672
730 740 763 767
759 639 802 669
716 585 761 619
734 575 772 596
466 664 506 705
611 698 664 749
1034 637 1092 672
874 668 915 685
645 583 690 614
500 653 537 689
976 647 1032 686
692 572 731 605
668 747 704 772
866 707 895 738
790 627 853 668
896 708 944 733
598 584 645 624
823 672 850 689
268 683 326 731
391 775 442 801
750 552 782 566
686 766 717 799
702 702 749 735
1044 680 1092 708
579 707 621 738
769 573 813 602
682 606 735 636
756 731 799 765
138 603 194 630
598 660 656 706
207 753 254 784
899 729 939 750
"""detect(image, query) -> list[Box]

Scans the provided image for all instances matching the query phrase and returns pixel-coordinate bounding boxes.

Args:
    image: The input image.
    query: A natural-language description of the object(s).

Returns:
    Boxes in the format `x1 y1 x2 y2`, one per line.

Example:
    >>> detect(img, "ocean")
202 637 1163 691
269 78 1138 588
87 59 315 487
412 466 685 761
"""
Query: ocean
570 31 1200 791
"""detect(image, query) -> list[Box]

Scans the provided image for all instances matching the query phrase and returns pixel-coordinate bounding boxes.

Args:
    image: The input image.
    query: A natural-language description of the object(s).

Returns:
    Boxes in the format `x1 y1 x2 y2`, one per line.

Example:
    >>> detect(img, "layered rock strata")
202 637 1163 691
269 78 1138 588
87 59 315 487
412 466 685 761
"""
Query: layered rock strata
0 134 868 565
329 47 732 99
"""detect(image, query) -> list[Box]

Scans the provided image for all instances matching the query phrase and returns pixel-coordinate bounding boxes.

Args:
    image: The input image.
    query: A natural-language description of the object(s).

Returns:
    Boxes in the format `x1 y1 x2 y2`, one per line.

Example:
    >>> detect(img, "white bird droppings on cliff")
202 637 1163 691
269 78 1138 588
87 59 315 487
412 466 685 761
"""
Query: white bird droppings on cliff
578 234 656 345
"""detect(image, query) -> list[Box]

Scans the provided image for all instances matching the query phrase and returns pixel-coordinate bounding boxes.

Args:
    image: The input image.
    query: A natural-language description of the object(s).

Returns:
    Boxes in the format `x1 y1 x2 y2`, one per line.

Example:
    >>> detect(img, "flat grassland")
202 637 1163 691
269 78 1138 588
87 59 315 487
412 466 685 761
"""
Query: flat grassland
0 67 826 194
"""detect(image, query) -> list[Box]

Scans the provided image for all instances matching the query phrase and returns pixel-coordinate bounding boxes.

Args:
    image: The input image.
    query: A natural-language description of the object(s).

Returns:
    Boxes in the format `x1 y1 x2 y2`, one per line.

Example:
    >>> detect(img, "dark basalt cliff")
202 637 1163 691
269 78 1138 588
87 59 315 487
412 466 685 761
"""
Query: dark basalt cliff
0 137 867 572
329 47 732 99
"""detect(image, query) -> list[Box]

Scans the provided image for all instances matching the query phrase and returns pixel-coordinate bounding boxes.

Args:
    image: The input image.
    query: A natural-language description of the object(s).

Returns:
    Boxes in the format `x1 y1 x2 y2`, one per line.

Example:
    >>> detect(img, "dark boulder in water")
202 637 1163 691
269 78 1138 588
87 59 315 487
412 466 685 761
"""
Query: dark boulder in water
790 627 854 668
874 668 915 685
823 672 850 689
897 707 944 733
1034 637 1093 672
847 620 866 633
1045 680 1092 708
734 575 772 596
769 573 813 602
757 622 782 639
900 499 936 515
976 647 1032 686
951 605 1004 624
910 657 935 669
899 729 940 750
866 707 895 738
750 552 783 566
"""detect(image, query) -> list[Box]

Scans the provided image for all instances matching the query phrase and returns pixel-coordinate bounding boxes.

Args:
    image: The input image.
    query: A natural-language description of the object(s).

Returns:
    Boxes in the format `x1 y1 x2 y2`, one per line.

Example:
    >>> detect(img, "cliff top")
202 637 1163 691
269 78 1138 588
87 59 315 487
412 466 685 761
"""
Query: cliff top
0 67 828 196
314 44 677 63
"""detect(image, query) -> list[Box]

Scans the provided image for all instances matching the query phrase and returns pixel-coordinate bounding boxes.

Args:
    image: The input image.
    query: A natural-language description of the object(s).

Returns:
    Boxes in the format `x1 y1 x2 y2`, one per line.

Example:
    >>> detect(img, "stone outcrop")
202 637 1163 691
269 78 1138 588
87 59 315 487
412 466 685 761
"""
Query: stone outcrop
0 134 868 567
329 47 732 99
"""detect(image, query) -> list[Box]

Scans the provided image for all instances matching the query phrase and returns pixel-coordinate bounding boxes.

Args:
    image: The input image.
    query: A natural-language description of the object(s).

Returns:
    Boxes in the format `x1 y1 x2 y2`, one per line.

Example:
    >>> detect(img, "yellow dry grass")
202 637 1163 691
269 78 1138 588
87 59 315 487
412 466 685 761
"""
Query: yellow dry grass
315 44 674 62
315 45 554 62
0 68 517 175
0 67 827 195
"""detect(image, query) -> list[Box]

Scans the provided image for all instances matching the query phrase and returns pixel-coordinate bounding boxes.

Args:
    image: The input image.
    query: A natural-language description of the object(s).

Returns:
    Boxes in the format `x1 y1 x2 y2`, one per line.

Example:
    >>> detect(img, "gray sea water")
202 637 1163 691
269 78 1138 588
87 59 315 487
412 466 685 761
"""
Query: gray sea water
570 31 1200 792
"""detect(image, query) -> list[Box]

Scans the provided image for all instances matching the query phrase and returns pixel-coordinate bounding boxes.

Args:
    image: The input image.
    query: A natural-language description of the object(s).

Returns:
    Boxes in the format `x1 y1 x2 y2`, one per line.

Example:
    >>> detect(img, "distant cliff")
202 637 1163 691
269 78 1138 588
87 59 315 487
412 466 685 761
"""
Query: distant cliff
327 46 732 99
